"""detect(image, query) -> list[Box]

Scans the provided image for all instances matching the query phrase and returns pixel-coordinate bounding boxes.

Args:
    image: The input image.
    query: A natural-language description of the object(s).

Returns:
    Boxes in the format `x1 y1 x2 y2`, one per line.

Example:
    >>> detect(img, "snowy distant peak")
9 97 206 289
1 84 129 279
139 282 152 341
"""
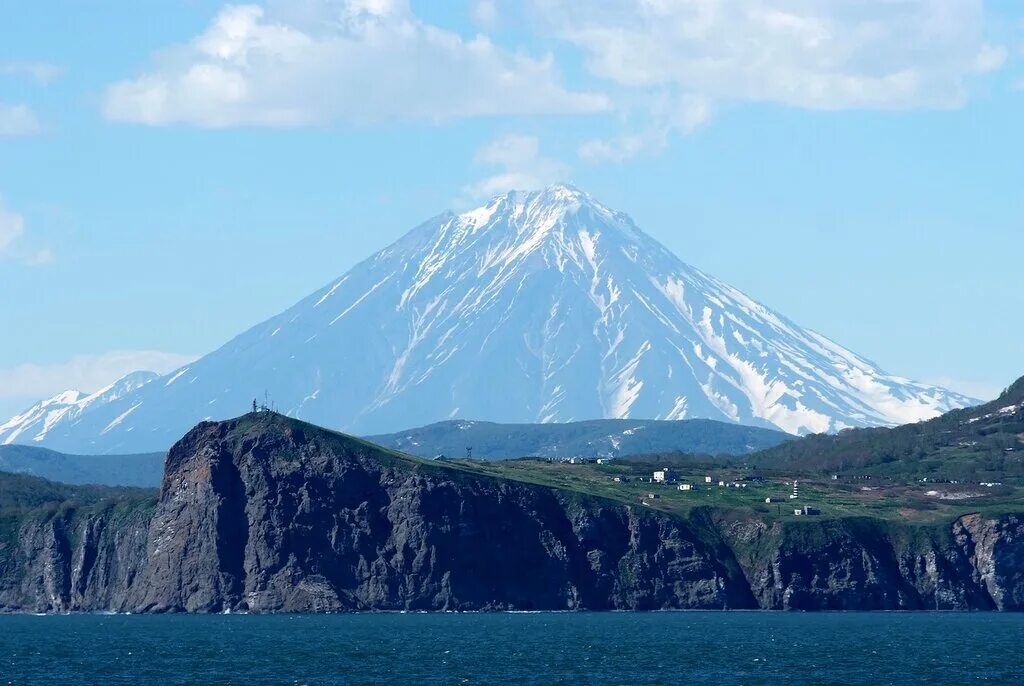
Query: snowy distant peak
455 184 635 242
83 370 160 405
0 370 160 446
388 187 637 313
50 390 86 405
0 391 83 446
0 186 979 453
499 184 610 220
116 370 160 389
381 185 644 284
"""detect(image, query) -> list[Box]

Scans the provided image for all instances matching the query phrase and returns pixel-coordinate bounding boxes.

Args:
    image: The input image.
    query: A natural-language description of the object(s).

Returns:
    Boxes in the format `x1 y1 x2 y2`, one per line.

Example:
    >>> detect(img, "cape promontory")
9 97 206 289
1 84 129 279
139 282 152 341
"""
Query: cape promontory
2 412 1023 613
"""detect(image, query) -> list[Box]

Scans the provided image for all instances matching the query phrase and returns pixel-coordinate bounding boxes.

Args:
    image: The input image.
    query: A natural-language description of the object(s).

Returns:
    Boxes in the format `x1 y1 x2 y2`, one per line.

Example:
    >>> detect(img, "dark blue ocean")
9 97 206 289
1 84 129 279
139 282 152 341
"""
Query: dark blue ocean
1 613 1021 685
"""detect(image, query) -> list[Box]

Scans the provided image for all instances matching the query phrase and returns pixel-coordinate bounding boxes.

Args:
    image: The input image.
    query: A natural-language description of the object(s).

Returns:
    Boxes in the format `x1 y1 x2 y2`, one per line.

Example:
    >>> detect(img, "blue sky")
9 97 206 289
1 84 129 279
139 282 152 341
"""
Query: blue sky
0 0 1022 417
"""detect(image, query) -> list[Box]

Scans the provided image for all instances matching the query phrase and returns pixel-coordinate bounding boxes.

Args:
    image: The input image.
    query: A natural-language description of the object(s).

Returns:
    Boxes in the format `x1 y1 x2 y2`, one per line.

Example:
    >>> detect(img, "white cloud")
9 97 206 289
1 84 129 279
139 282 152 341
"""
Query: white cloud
578 134 649 165
0 197 51 265
0 200 25 254
578 94 712 163
0 351 198 407
0 102 42 137
470 0 499 28
972 44 1008 73
102 1 607 128
0 61 63 85
539 0 1006 111
463 134 568 199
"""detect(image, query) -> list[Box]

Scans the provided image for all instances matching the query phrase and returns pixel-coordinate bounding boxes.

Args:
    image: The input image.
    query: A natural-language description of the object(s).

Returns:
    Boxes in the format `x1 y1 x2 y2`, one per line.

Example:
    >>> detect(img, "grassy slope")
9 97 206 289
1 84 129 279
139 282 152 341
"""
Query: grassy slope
235 412 1024 524
748 376 1024 479
439 458 1024 524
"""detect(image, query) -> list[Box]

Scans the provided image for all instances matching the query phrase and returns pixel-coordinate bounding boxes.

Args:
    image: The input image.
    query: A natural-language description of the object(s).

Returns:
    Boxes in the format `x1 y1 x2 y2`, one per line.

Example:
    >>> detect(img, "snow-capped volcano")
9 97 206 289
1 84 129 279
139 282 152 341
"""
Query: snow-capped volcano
0 185 976 453
0 371 158 447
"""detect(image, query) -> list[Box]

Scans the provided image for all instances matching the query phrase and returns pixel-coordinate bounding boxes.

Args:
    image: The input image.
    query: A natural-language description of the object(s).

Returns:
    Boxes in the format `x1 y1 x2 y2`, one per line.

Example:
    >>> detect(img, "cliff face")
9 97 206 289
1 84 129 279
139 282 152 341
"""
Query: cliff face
717 514 1024 611
131 417 753 612
0 500 152 612
1 413 1023 613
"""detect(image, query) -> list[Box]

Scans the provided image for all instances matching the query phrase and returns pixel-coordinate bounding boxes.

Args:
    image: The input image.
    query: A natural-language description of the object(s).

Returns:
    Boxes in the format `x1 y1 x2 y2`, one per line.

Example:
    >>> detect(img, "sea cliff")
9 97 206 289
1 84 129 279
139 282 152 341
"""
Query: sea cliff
2 413 1022 613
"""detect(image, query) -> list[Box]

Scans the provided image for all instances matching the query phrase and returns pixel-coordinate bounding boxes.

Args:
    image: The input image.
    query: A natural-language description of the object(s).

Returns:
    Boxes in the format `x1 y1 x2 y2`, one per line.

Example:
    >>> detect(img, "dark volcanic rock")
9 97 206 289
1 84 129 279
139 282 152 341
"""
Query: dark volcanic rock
2 412 1024 613
131 414 754 612
717 513 1024 611
0 500 153 612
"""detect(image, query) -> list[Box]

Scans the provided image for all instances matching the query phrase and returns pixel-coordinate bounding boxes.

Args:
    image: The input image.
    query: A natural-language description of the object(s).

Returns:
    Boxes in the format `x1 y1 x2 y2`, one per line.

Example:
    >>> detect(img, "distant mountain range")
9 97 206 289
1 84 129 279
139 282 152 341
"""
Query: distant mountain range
0 416 787 487
0 185 976 454
368 417 789 460
1 373 1017 493
0 444 164 488
0 371 157 449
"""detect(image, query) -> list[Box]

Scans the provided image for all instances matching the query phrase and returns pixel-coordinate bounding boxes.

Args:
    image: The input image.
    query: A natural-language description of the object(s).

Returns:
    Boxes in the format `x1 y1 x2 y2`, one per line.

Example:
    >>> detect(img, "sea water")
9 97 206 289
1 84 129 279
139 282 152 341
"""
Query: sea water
1 612 1021 684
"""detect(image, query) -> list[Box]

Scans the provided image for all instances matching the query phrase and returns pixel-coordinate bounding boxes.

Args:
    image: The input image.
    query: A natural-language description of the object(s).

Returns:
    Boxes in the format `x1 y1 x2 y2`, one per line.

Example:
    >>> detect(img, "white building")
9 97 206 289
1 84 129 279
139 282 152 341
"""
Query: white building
678 483 693 491
653 468 677 483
